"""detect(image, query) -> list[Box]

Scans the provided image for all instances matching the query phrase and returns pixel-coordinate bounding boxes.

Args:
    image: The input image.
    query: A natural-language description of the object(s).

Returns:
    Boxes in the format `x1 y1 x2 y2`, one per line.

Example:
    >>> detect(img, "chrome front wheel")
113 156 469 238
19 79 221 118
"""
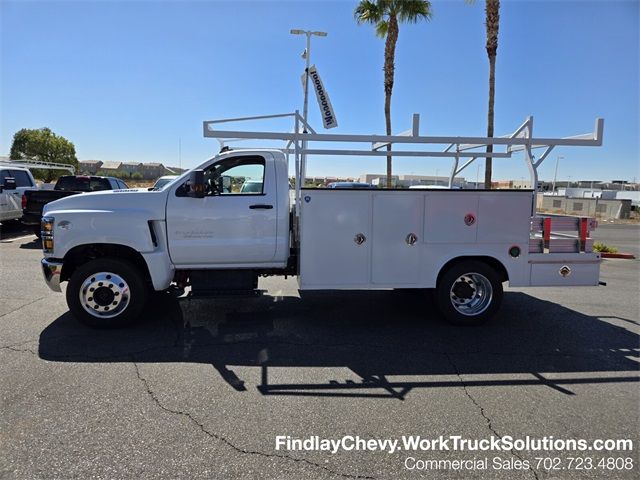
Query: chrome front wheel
67 258 149 328
79 272 131 318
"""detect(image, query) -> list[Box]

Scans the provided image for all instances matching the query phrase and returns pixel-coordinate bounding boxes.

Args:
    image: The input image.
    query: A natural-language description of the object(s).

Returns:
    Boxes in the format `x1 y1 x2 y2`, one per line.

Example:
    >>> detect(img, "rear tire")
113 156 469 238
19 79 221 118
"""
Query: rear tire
33 226 41 238
66 257 149 328
435 260 503 326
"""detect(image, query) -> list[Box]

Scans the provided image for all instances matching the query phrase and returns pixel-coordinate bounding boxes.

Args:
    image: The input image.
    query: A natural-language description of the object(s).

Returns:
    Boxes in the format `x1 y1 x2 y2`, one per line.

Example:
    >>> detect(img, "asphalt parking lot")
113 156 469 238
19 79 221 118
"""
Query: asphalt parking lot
0 222 638 479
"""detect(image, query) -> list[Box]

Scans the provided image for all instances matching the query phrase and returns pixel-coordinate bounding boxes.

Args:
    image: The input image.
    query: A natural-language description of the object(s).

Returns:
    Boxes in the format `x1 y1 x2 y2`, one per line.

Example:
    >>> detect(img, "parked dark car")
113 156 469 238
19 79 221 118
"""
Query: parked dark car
22 175 128 236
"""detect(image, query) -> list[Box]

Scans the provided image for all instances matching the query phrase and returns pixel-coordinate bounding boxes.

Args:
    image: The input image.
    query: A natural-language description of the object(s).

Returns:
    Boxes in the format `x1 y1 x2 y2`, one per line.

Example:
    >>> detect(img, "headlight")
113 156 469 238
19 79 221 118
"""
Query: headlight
41 216 55 254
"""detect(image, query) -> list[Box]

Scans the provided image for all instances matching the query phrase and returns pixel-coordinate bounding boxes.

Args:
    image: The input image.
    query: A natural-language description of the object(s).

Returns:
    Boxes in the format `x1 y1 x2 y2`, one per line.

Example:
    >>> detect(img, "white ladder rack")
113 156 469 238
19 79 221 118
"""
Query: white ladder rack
0 158 75 174
203 112 604 214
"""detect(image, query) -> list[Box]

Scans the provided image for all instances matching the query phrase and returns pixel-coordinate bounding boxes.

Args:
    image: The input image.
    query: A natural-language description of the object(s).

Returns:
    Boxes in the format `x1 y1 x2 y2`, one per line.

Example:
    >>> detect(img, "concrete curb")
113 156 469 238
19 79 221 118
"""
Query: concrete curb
600 252 636 259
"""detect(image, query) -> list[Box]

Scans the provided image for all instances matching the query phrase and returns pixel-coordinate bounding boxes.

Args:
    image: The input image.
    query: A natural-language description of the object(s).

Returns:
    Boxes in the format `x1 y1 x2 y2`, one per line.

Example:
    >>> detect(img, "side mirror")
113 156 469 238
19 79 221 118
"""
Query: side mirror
187 170 205 198
3 178 17 191
222 175 232 192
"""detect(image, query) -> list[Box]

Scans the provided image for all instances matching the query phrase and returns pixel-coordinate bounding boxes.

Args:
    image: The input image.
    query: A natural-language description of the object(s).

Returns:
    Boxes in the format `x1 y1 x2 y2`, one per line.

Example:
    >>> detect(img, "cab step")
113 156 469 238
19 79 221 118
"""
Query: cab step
186 289 265 299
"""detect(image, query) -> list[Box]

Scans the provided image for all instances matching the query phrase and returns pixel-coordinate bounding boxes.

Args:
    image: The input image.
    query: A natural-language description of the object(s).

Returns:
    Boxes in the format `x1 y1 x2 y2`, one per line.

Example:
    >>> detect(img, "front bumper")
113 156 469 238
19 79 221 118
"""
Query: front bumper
41 258 63 292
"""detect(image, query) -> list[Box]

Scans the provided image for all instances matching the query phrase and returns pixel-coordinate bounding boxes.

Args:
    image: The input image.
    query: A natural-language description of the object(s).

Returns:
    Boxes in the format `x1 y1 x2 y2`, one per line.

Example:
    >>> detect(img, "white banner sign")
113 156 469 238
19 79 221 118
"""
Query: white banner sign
307 65 338 129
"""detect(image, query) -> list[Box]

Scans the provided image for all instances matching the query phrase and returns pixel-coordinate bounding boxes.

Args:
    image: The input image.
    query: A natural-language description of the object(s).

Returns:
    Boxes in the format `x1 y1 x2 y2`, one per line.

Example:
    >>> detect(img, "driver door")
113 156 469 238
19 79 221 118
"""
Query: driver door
166 153 278 266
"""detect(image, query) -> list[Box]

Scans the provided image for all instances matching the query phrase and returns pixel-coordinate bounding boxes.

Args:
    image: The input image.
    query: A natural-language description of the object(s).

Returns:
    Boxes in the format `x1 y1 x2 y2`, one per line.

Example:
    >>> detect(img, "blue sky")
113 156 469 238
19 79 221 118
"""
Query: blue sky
1 0 638 182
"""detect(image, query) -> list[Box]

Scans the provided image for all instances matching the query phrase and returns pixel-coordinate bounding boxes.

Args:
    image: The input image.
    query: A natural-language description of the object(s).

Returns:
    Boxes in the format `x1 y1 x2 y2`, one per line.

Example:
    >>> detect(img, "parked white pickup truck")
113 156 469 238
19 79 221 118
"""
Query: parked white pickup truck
40 113 604 328
0 166 37 222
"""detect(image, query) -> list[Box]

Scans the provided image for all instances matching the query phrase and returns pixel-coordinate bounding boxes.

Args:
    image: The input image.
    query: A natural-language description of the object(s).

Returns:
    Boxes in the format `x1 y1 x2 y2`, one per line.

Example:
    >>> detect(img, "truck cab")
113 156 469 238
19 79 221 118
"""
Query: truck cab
40 149 292 327
164 150 290 268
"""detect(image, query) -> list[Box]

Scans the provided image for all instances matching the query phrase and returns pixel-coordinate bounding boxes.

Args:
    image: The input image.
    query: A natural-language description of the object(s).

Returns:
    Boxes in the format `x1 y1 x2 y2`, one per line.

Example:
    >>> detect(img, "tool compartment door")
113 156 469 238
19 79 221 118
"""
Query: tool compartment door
371 194 423 284
299 190 371 288
424 192 479 244
529 253 601 286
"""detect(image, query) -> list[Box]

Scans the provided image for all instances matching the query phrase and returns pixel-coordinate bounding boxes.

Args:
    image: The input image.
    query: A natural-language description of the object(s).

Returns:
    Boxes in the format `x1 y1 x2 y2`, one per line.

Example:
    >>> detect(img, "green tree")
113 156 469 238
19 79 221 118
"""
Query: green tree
355 0 432 188
10 128 78 182
484 0 500 189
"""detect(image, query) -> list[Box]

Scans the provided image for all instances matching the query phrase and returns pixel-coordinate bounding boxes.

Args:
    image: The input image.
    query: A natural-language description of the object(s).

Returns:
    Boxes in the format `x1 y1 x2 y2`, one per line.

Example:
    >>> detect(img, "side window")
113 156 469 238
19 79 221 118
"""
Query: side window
119 180 129 189
10 170 33 187
202 156 265 196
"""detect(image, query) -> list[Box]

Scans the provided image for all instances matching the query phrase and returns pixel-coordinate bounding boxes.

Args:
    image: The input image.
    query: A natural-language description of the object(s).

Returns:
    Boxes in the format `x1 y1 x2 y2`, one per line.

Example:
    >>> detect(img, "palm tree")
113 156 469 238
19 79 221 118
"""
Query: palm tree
484 0 500 189
355 0 432 188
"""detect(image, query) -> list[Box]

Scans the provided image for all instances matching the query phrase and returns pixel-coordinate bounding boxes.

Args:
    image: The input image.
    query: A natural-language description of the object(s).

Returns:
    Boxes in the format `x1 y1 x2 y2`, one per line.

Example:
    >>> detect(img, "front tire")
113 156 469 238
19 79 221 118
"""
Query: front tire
435 260 503 326
66 258 149 328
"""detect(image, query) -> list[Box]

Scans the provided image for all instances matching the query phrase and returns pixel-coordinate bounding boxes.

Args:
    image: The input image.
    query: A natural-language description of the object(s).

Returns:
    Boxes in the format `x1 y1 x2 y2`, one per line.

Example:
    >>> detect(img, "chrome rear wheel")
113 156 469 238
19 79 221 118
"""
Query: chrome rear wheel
436 261 503 325
449 273 493 316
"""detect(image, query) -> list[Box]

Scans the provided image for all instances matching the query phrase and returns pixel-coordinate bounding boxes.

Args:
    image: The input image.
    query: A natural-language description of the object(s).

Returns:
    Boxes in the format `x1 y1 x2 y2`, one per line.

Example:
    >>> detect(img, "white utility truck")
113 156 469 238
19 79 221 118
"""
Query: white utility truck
40 113 604 327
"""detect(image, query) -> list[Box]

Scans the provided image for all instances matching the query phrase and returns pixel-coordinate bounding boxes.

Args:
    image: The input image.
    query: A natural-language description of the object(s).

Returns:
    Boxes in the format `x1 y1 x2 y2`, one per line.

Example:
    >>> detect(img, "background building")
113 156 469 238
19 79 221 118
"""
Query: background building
77 160 185 180
118 162 143 176
537 194 631 219
359 173 467 188
492 179 532 189
78 160 103 174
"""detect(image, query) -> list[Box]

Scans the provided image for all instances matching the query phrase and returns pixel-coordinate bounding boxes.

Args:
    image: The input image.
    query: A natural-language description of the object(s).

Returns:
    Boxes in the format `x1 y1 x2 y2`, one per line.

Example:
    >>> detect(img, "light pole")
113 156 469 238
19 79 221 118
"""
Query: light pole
290 29 327 133
290 29 327 186
552 155 563 194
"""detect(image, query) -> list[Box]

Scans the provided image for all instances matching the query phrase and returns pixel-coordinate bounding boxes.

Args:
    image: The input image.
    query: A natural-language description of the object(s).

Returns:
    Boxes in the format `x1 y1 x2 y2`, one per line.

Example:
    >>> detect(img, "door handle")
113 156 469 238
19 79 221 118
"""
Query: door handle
249 204 273 210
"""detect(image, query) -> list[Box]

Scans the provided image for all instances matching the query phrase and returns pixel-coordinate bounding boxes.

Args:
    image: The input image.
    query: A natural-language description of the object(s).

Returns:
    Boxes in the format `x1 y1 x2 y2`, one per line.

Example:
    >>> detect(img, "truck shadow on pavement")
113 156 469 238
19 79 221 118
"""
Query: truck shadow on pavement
38 290 639 400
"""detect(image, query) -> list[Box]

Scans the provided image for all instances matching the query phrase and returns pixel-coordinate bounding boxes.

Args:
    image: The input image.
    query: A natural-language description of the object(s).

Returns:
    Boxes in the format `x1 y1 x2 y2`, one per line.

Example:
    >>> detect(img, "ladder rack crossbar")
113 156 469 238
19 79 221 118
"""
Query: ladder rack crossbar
204 112 316 135
203 128 603 148
280 149 512 158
